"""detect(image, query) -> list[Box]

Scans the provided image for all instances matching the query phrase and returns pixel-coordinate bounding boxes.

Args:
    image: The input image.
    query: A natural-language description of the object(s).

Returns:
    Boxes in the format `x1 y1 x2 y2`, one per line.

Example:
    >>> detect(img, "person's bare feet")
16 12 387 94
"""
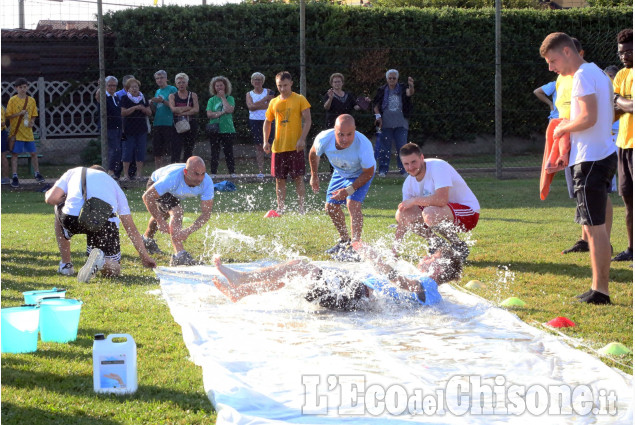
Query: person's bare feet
213 257 247 285
211 277 241 302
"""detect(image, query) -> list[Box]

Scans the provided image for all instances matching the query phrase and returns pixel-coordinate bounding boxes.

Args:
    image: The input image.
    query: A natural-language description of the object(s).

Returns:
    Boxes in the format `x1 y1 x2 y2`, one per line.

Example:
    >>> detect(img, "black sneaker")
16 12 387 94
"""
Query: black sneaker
451 241 470 262
10 176 19 188
143 236 164 255
575 288 593 299
34 172 45 183
325 240 350 255
562 239 589 254
170 250 200 266
578 290 611 305
332 245 361 262
612 248 633 262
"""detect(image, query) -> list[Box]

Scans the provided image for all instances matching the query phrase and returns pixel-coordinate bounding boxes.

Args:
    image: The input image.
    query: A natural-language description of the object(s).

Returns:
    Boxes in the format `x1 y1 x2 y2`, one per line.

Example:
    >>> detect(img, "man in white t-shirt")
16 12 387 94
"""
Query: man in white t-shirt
44 165 156 283
142 156 214 266
540 32 617 305
394 143 480 263
309 114 375 261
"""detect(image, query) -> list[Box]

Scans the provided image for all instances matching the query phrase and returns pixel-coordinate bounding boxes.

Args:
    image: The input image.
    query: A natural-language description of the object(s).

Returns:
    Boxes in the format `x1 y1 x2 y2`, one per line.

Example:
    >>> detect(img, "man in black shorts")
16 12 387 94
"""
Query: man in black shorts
541 33 617 304
45 165 156 283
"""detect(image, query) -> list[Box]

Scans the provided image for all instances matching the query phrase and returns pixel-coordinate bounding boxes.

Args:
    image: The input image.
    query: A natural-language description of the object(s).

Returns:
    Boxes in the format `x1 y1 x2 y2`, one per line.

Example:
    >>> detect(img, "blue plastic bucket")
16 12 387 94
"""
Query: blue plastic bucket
39 299 83 343
1 306 40 353
23 288 66 305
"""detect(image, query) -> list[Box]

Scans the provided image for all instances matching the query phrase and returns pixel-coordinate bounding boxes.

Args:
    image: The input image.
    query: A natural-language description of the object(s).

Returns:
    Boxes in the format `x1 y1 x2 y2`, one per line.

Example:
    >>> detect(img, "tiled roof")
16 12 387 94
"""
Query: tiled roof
1 28 101 40
36 20 97 30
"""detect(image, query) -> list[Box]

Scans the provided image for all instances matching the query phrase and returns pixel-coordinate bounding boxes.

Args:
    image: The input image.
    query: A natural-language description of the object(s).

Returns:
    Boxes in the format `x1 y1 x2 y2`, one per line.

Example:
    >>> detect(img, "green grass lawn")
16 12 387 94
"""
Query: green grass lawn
1 174 632 424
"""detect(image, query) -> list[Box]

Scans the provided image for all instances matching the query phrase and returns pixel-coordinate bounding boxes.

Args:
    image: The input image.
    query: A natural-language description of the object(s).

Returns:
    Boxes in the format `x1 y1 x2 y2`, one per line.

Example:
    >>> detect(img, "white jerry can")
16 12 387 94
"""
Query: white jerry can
93 333 138 394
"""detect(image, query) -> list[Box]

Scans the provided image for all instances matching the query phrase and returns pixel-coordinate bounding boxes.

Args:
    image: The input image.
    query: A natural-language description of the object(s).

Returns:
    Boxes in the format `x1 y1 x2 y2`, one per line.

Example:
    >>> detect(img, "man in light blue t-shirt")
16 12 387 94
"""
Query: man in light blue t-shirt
309 114 375 261
150 70 178 168
142 156 214 266
533 80 559 120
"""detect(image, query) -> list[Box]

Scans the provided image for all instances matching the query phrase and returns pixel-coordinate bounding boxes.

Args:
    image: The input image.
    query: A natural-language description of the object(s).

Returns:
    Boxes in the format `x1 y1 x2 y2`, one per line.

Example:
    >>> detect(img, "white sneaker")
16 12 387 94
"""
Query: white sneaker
58 262 75 276
77 249 105 283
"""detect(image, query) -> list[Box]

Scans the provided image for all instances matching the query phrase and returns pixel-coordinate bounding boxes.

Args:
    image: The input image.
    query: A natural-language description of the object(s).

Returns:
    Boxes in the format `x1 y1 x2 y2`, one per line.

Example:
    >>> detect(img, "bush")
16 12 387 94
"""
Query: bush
103 4 631 144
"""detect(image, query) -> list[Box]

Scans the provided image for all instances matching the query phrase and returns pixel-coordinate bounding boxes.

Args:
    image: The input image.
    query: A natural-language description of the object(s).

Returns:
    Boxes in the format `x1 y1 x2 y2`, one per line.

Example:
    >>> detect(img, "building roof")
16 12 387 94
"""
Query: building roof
1 27 101 40
36 20 97 30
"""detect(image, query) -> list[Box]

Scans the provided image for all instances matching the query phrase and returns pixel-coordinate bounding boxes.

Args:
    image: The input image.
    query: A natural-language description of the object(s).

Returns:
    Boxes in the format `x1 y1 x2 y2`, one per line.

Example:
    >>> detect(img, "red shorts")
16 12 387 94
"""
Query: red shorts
271 150 305 179
419 203 479 231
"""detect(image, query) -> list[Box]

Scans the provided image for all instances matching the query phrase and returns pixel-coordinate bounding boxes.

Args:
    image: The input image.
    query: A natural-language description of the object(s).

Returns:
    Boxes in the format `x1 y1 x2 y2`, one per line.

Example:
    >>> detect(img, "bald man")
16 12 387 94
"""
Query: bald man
309 114 376 261
142 156 214 266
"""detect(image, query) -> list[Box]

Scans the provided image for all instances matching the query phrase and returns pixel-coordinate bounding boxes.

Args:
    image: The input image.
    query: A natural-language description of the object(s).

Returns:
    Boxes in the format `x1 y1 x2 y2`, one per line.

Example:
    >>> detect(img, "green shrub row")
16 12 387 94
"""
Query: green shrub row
104 3 632 144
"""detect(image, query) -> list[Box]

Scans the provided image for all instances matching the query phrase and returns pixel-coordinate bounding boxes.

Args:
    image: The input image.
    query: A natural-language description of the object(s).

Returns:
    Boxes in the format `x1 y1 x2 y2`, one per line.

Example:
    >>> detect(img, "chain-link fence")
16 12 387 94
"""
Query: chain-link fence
1 4 629 177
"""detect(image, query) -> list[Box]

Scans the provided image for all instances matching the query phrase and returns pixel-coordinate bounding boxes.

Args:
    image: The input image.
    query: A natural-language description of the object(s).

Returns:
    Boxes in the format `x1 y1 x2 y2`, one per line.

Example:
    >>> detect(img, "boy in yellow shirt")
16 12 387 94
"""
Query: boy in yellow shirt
1 105 9 185
6 78 45 187
263 71 311 214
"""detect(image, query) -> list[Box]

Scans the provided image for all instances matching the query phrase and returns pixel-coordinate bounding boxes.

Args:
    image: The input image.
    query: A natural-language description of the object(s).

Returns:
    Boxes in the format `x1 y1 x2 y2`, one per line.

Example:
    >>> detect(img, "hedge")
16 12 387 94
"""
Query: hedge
103 4 632 145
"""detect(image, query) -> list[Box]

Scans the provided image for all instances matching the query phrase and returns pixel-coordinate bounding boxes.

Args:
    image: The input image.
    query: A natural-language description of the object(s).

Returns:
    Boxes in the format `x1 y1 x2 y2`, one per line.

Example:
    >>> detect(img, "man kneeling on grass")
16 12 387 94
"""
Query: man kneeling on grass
394 143 480 263
45 165 156 283
142 156 214 266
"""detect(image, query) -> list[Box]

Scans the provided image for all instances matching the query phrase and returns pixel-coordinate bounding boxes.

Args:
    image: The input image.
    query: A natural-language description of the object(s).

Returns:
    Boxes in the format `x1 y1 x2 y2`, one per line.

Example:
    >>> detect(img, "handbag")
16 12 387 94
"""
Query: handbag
8 96 29 151
77 167 113 233
174 92 192 134
206 122 219 136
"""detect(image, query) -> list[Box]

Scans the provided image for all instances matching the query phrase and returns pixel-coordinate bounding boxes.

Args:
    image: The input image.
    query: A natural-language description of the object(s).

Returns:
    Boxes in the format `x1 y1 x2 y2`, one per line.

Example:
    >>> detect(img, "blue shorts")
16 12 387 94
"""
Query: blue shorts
12 140 37 154
1 130 8 152
326 171 373 204
363 275 442 306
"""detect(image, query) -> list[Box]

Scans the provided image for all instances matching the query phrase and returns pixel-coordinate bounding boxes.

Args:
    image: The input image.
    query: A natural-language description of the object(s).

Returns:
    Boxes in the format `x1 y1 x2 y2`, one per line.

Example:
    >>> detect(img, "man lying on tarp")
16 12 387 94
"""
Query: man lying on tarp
211 242 462 311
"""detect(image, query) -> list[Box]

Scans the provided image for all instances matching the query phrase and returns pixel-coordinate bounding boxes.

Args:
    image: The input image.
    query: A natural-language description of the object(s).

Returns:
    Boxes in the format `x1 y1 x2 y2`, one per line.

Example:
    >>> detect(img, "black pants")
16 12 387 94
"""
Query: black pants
209 132 235 174
176 121 198 162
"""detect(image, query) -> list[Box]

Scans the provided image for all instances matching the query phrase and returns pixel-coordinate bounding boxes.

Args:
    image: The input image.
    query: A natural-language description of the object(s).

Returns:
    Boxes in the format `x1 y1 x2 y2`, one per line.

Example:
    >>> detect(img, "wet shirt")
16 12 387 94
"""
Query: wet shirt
54 167 130 222
313 129 375 178
402 158 480 212
151 163 214 201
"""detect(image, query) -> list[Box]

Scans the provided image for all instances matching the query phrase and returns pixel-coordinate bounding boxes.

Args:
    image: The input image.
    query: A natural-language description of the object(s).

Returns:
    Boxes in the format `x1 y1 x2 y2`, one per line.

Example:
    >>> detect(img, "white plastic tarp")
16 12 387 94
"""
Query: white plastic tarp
156 262 633 425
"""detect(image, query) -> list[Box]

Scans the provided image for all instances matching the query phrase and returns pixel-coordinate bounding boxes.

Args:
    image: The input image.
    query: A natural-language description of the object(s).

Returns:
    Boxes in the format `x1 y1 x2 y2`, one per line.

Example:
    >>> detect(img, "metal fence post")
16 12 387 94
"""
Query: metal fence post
37 77 47 144
495 0 502 179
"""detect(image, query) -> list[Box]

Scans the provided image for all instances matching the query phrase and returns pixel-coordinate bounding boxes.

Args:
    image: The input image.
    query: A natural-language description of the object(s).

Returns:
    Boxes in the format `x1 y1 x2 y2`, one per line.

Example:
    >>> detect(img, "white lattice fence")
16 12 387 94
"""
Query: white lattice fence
1 78 99 140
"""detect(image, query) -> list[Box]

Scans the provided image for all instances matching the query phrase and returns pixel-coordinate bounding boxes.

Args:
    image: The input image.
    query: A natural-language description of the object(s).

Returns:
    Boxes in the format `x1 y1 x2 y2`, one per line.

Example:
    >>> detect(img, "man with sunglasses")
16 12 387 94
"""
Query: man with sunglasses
142 156 214 266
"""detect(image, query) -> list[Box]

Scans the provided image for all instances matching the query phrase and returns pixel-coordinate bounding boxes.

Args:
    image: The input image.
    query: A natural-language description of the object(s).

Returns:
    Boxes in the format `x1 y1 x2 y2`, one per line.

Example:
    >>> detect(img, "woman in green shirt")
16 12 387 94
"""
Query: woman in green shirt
206 76 236 176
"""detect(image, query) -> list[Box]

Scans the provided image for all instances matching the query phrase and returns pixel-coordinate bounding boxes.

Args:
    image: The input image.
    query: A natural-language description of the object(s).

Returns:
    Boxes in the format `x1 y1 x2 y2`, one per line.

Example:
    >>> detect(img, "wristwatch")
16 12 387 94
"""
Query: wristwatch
345 185 355 195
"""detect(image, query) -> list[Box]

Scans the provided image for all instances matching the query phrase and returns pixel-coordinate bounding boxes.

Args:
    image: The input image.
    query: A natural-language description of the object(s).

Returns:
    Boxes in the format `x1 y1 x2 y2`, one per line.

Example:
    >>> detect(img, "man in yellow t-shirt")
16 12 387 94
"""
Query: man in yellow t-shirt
1 105 10 185
263 71 311 214
612 29 633 262
5 78 45 187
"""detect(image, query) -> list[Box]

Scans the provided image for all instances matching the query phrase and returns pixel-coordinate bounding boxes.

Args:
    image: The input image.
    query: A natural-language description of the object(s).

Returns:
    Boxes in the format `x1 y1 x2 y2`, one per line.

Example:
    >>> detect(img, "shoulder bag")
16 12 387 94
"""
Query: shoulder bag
174 92 192 134
77 167 114 233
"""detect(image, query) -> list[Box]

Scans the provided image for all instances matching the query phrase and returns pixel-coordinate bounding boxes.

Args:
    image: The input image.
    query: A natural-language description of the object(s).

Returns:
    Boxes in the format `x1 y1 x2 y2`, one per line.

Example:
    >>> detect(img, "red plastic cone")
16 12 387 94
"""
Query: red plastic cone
264 209 280 218
546 316 576 328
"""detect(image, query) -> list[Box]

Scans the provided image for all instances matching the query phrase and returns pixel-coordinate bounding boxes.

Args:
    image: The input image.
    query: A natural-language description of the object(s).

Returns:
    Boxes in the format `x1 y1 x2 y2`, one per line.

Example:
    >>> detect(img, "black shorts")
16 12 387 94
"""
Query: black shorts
146 178 180 214
571 153 617 226
304 269 369 311
617 147 633 198
153 126 176 157
55 203 121 260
